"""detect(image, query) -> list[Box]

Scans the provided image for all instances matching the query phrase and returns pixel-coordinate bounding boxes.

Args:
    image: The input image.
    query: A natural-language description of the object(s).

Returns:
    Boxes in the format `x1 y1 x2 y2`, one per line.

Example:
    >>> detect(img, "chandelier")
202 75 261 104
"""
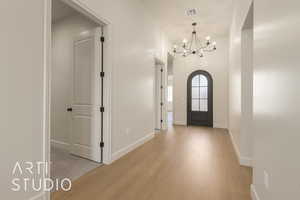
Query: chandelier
172 22 217 57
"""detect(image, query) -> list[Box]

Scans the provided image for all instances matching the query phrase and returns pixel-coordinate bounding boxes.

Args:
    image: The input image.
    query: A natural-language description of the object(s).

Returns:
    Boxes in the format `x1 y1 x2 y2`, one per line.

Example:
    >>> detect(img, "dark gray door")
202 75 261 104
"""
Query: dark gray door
187 70 213 127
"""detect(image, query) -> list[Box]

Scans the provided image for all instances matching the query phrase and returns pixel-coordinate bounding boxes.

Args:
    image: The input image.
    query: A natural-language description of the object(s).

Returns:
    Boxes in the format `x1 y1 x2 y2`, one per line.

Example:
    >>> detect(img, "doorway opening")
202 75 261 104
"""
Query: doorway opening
240 2 254 166
167 53 174 128
49 0 112 193
187 70 213 127
154 59 166 131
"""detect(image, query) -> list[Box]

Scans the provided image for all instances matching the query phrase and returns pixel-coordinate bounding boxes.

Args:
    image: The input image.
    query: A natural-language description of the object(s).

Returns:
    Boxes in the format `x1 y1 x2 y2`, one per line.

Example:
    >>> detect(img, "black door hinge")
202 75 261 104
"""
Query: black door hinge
100 72 105 77
100 36 105 43
160 120 163 123
100 141 104 148
160 69 163 72
100 107 105 112
160 102 163 106
160 86 163 89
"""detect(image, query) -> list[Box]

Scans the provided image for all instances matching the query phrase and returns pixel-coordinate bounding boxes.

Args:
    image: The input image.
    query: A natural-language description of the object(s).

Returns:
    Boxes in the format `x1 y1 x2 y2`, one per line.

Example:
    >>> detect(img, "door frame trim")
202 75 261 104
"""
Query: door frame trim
186 70 213 127
43 1 113 198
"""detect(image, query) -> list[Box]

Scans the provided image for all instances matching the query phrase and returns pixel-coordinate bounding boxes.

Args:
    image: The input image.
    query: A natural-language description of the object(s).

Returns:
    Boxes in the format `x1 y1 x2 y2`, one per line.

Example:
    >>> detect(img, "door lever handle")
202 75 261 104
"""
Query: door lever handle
67 107 73 112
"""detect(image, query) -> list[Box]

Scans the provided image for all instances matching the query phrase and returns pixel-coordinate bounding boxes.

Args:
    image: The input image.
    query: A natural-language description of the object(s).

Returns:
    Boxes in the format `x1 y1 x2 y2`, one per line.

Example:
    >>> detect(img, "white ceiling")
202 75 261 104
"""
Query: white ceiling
141 0 233 43
52 0 77 23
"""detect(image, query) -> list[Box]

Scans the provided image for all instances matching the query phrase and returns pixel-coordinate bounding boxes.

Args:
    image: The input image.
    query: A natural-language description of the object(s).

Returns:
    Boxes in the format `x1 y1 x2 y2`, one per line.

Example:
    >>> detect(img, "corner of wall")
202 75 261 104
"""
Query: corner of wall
228 130 252 167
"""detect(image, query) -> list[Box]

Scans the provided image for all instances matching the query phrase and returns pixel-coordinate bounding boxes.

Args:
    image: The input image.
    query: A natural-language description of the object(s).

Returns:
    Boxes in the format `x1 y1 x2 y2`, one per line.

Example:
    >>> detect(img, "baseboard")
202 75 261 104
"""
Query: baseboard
213 121 228 129
228 131 241 161
173 121 186 126
251 184 260 200
228 131 253 167
51 139 69 150
29 192 46 200
240 156 252 167
111 132 155 163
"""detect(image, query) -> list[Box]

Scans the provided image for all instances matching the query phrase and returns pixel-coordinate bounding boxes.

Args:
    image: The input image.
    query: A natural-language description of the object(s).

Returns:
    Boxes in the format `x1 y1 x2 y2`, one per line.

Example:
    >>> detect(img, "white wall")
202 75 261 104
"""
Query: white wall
0 1 45 199
228 0 253 165
51 14 98 146
0 0 169 199
230 0 300 199
173 37 229 128
252 0 300 199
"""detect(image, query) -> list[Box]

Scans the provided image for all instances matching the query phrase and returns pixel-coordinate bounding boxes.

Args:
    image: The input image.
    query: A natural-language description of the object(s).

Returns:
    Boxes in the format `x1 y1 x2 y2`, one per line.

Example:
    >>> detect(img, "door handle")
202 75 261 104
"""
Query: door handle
67 107 73 112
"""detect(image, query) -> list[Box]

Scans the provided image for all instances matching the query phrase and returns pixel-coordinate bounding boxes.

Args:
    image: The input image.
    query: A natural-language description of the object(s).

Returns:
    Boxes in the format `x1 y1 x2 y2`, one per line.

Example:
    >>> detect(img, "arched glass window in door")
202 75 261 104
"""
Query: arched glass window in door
191 75 208 112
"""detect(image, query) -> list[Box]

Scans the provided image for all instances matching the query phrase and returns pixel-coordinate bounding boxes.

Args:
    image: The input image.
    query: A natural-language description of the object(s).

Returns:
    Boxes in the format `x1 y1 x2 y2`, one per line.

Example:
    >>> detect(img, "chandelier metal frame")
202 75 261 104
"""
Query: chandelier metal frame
172 22 217 57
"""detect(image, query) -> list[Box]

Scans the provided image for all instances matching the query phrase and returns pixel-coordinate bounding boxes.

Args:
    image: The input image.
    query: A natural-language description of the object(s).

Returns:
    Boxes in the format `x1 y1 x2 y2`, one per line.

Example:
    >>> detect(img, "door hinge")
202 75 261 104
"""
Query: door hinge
100 36 105 43
100 107 105 112
160 68 163 72
100 141 104 148
160 120 163 123
160 102 163 106
160 86 163 89
100 71 105 77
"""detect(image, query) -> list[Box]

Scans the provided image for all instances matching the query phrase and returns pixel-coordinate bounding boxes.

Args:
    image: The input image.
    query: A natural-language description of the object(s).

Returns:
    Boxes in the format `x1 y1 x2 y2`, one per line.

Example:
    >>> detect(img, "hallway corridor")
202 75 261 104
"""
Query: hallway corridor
52 126 252 200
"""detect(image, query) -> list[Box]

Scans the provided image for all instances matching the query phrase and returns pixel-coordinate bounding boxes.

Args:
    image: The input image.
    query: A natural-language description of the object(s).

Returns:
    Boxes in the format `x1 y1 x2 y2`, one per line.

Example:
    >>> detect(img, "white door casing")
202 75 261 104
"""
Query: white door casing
70 28 102 162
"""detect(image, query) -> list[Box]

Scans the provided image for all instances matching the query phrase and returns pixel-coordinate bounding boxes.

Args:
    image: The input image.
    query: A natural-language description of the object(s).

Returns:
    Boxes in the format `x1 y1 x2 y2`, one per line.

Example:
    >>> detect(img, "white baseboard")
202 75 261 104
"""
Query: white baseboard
228 131 252 167
251 184 260 200
173 121 186 126
111 132 155 163
240 156 252 167
228 131 241 160
51 139 69 150
213 121 228 129
29 192 46 200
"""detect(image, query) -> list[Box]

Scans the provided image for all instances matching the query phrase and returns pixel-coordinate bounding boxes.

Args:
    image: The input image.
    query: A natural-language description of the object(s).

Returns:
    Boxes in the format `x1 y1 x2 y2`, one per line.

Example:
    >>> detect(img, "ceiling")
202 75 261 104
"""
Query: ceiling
141 0 233 44
52 0 77 23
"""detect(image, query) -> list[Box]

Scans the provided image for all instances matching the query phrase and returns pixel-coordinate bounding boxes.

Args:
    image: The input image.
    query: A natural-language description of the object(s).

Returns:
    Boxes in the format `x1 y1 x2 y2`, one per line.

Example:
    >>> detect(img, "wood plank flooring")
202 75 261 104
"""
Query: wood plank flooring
52 126 252 200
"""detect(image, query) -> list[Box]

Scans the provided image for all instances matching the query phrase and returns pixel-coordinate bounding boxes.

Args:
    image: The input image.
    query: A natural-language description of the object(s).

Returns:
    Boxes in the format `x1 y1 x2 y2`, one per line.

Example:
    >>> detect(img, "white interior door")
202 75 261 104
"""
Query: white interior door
70 28 102 163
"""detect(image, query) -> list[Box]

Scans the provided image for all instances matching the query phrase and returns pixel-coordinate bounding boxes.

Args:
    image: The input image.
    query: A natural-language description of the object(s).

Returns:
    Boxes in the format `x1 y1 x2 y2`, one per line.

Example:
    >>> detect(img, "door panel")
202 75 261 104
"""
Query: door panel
70 29 102 163
187 70 213 127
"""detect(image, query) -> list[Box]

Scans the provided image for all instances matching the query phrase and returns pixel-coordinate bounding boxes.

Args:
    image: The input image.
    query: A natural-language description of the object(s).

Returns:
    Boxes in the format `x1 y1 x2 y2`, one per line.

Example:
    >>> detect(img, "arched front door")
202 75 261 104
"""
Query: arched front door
187 70 213 127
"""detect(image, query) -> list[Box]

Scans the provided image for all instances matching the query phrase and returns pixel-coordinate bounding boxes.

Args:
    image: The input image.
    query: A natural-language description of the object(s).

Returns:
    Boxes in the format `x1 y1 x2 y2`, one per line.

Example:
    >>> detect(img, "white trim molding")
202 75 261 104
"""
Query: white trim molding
173 121 186 126
251 184 260 200
111 133 155 163
240 156 252 167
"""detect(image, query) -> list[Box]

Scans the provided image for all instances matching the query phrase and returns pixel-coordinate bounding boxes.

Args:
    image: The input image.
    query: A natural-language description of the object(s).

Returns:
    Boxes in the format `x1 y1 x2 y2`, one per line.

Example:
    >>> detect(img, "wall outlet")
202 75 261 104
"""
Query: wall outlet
264 170 269 190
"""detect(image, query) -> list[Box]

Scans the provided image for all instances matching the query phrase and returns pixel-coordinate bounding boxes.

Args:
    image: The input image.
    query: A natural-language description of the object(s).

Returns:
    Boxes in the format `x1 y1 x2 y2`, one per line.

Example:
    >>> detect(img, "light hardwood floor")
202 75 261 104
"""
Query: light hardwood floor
52 126 252 200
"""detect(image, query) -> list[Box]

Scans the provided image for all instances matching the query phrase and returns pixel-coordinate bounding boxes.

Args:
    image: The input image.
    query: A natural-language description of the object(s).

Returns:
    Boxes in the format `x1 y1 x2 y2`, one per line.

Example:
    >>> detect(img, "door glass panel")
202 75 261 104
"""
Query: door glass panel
192 75 200 86
192 100 199 111
200 87 208 99
200 99 208 112
192 87 200 98
200 75 208 86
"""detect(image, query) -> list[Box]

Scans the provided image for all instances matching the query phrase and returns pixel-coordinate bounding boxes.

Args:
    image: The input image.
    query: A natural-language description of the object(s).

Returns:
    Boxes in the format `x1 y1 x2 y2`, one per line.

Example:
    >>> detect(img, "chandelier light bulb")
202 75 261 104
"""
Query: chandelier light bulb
206 36 211 41
183 38 188 44
173 45 178 49
212 41 217 46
